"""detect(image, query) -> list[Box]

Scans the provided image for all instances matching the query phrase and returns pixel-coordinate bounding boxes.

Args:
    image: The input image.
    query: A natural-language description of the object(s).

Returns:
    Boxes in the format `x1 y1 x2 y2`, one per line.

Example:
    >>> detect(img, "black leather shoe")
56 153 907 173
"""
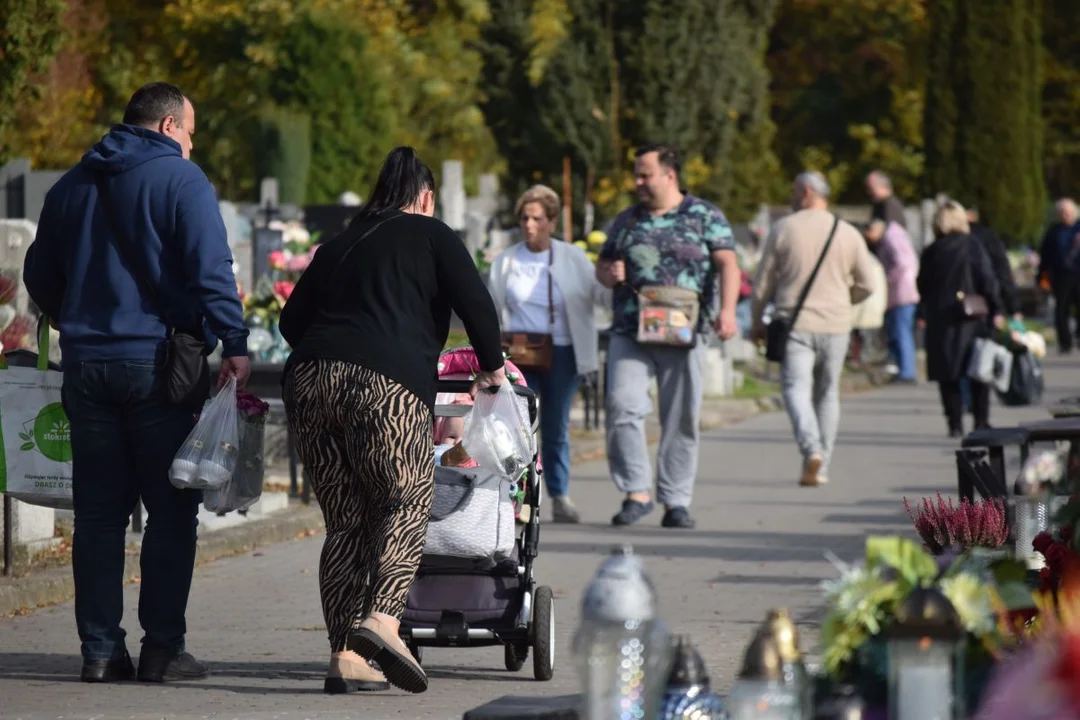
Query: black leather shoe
661 507 696 529
81 651 135 683
137 649 210 683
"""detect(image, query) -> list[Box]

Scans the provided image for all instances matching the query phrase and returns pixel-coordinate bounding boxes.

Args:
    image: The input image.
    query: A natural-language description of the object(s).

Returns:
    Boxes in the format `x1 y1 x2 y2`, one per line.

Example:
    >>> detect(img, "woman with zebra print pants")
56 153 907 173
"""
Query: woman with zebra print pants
278 147 506 694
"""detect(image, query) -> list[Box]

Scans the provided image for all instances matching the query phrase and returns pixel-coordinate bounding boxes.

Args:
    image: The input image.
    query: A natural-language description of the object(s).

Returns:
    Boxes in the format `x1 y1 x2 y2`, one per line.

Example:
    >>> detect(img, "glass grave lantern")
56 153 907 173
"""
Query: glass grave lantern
724 633 800 720
886 586 965 720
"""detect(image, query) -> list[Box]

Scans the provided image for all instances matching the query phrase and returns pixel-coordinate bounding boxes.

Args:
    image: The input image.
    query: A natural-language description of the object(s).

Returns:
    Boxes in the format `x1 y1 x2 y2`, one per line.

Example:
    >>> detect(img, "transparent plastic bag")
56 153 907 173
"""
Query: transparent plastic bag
169 377 239 490
462 382 532 480
203 413 266 514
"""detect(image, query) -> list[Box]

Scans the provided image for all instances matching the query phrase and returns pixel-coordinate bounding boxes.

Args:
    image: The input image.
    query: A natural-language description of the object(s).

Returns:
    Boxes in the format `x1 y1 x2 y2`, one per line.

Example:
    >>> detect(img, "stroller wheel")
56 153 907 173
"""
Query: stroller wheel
532 585 555 681
407 643 424 667
504 643 528 672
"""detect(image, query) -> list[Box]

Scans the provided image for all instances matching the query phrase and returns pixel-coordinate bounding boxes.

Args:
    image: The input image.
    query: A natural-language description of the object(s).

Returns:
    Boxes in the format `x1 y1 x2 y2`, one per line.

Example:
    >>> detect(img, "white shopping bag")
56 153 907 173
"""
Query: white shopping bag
967 337 1013 394
0 322 73 509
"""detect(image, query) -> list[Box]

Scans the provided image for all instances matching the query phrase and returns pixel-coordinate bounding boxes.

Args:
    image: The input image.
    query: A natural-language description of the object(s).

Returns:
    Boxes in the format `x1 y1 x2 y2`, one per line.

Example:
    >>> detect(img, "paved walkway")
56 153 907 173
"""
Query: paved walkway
0 356 1075 719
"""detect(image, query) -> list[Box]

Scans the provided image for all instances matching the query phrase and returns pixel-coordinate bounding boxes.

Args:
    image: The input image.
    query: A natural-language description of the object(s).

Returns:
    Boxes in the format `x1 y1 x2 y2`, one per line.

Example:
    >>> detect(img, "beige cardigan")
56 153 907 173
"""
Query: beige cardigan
487 240 611 376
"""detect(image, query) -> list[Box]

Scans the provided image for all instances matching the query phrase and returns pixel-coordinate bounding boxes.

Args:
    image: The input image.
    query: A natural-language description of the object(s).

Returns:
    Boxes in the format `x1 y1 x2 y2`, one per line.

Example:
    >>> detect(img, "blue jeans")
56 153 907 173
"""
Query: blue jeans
884 304 917 380
523 345 580 499
63 360 201 661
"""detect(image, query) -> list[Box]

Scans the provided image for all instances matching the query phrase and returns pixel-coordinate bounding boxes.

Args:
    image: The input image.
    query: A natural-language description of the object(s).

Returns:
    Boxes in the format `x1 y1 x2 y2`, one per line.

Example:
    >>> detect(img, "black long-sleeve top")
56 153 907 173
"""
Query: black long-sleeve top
278 209 504 409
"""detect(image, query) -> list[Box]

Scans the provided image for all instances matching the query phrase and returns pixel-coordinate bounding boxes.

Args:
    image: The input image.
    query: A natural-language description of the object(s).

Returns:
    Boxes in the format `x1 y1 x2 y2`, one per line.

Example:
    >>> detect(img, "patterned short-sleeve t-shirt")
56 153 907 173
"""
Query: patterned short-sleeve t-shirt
599 194 735 336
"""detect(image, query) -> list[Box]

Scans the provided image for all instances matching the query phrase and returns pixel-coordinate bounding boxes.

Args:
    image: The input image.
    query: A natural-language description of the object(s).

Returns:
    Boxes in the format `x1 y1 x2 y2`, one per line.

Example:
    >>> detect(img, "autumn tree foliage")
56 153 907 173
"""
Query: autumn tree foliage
924 0 1047 243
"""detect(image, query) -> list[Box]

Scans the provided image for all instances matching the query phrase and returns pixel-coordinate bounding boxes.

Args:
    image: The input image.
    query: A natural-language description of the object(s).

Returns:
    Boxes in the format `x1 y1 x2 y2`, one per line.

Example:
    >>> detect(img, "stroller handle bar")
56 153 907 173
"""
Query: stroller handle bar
435 380 537 400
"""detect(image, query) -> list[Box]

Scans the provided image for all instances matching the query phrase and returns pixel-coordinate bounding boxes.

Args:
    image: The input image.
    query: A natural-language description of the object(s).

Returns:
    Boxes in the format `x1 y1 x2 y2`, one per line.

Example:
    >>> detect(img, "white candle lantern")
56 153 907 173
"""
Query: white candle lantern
886 587 964 720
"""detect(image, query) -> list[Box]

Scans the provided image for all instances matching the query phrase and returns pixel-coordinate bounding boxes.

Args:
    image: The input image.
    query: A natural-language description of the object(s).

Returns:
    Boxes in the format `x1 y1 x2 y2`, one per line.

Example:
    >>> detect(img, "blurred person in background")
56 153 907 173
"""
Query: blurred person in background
917 200 1004 437
752 171 877 487
864 219 920 383
1038 198 1080 353
595 143 740 529
487 184 610 523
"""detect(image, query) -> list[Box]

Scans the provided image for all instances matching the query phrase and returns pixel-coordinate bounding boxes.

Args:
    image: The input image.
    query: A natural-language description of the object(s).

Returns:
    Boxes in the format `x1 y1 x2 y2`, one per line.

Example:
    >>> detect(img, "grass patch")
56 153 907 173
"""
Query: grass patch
731 374 779 400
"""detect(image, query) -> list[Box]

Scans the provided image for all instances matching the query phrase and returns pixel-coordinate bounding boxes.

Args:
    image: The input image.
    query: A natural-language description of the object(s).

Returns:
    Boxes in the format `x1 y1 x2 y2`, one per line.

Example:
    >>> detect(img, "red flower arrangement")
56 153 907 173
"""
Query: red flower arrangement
903 493 1009 555
0 314 35 351
273 281 295 301
236 392 270 421
1033 526 1079 593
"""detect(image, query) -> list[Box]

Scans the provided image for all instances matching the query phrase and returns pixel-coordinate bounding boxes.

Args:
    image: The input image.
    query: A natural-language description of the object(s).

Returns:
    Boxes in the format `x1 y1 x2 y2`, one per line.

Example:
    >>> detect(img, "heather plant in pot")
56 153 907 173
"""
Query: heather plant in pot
904 494 1009 556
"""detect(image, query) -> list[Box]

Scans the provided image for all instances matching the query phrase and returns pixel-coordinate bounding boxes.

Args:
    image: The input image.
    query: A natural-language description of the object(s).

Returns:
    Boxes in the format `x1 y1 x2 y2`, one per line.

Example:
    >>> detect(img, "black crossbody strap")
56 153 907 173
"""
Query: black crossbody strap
787 214 841 330
329 213 404 286
93 172 174 333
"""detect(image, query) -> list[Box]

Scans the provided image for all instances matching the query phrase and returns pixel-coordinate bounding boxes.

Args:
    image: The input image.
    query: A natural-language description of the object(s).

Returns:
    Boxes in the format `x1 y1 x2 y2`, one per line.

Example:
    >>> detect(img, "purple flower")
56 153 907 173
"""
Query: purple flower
903 494 1008 554
236 392 270 419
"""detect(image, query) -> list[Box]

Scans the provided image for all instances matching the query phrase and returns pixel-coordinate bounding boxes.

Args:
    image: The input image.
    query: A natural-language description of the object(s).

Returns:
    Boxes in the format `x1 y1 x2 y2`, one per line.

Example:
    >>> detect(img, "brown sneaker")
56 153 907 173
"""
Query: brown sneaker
800 454 825 487
347 617 428 693
324 651 390 694
551 496 581 523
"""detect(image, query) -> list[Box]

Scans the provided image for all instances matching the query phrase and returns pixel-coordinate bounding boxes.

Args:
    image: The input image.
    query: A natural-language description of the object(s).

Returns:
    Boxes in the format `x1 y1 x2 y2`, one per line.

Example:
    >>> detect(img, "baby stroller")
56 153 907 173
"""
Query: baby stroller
398 346 555 681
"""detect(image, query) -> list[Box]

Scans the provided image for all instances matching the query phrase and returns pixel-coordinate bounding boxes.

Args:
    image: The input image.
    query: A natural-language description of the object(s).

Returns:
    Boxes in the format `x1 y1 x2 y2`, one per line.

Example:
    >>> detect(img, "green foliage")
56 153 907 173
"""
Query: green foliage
272 13 394 203
925 0 1047 244
865 536 939 588
253 107 312 206
1042 0 1080 197
768 0 927 202
481 0 782 228
0 0 67 161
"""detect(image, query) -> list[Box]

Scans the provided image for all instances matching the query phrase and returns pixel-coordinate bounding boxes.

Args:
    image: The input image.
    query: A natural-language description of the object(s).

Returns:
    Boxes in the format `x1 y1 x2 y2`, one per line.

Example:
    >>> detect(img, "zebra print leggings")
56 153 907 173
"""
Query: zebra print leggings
284 359 433 653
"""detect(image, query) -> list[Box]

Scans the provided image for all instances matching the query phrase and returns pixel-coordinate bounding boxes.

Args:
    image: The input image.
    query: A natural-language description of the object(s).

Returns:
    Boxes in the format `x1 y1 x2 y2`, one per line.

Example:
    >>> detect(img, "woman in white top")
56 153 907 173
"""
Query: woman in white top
488 185 609 523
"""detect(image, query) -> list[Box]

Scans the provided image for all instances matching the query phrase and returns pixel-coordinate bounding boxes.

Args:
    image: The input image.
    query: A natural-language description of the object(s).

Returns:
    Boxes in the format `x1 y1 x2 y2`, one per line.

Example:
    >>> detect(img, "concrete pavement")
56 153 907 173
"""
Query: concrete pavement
0 355 1075 719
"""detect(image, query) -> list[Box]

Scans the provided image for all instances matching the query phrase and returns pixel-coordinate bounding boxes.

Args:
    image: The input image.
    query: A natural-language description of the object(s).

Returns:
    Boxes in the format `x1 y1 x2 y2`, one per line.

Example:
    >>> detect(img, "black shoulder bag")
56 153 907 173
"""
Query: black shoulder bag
765 214 841 363
93 174 211 408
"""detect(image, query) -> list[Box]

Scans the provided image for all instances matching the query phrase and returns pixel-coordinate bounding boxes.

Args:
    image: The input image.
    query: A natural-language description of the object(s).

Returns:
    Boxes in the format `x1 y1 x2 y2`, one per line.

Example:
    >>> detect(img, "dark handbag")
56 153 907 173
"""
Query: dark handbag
501 245 554 372
957 237 989 318
93 173 211 408
765 215 841 363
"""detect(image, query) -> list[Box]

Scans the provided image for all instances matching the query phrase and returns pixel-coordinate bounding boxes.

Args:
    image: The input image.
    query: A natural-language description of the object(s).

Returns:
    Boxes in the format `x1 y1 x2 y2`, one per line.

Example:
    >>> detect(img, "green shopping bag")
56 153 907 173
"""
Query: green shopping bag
0 320 72 509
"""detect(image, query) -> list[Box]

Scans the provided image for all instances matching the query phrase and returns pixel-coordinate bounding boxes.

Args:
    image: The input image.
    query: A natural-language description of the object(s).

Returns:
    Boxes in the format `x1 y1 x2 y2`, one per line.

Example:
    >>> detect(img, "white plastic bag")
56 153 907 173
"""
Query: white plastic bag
462 382 532 480
169 378 239 490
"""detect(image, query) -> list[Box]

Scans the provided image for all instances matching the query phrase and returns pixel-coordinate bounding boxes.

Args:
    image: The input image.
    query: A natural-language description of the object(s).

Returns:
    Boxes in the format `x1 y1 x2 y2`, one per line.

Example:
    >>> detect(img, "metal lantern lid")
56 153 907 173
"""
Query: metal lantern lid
580 544 657 624
760 608 802 663
887 586 963 641
738 632 783 681
665 635 711 690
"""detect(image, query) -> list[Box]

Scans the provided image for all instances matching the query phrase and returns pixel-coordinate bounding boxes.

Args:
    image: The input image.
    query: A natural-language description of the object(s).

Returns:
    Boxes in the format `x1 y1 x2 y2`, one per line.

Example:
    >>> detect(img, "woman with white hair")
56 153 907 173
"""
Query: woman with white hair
916 200 1004 437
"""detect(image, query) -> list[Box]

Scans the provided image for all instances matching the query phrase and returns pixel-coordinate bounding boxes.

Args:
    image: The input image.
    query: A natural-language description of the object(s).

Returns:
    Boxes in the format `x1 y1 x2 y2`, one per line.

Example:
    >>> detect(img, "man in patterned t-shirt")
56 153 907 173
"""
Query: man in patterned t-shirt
595 144 741 529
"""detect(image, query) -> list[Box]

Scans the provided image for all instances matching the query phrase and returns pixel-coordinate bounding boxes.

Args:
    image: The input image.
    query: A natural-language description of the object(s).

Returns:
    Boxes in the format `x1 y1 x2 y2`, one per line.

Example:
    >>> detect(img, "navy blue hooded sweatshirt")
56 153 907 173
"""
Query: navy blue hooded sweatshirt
23 125 248 362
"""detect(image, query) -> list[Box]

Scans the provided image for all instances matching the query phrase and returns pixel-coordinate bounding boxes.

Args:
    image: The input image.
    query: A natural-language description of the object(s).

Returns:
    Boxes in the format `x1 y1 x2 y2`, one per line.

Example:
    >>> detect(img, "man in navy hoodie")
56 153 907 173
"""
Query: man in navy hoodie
23 83 250 684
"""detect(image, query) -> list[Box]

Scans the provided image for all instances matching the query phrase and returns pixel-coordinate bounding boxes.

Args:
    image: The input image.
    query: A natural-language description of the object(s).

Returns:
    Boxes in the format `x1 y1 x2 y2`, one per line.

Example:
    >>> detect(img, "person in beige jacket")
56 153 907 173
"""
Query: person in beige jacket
751 171 878 487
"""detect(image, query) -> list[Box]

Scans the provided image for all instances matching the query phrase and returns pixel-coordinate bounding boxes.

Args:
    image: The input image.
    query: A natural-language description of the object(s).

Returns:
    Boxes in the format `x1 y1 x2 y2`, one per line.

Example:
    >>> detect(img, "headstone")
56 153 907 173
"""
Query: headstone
477 173 500 216
220 201 253 292
441 160 467 231
260 178 280 211
0 498 58 568
465 211 487 255
0 219 36 314
251 228 283 285
701 346 739 396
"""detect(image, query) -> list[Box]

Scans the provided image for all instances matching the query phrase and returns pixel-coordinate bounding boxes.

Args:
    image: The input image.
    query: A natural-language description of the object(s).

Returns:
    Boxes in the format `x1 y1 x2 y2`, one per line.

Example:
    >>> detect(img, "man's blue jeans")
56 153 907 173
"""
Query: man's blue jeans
63 360 200 661
884 303 918 381
523 345 580 499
